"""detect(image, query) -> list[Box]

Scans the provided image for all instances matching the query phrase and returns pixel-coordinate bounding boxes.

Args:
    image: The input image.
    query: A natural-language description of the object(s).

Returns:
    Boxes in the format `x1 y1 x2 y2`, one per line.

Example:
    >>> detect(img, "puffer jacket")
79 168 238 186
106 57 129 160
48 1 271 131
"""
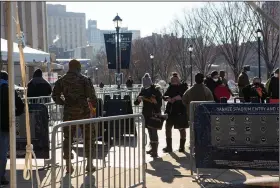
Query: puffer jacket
134 85 162 125
163 84 187 117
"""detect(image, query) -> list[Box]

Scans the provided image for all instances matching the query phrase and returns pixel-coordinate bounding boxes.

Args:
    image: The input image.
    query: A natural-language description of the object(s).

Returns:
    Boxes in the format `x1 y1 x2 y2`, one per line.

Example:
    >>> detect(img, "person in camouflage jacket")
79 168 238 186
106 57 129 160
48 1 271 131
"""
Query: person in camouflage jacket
52 59 97 174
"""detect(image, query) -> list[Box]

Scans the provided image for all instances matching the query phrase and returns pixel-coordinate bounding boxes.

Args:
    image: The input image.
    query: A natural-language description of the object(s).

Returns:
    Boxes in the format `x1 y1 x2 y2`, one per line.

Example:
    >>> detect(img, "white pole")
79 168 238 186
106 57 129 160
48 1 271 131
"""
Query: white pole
7 2 17 188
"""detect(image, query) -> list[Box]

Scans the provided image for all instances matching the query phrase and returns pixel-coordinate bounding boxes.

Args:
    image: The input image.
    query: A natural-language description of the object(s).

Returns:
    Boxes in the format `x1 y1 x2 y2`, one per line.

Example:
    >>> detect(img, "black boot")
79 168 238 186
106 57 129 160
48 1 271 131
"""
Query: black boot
179 139 186 153
146 143 152 154
0 176 9 186
150 142 158 158
163 138 173 153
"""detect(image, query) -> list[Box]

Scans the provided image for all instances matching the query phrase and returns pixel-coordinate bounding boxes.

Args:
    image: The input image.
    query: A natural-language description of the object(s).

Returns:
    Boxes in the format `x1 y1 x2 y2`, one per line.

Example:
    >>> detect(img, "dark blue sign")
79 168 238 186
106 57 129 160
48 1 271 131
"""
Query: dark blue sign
120 33 132 69
11 104 50 159
194 103 279 171
104 33 116 69
104 33 133 70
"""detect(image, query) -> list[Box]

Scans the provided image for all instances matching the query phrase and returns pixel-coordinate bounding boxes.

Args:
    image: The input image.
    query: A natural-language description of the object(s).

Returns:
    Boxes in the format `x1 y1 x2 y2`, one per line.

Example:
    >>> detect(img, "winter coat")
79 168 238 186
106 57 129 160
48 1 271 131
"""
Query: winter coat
134 85 162 126
237 72 250 97
27 71 52 103
182 83 214 121
52 72 97 121
164 84 188 129
99 82 105 88
126 79 133 88
164 84 187 117
0 79 24 132
242 83 268 103
268 76 279 99
204 76 222 102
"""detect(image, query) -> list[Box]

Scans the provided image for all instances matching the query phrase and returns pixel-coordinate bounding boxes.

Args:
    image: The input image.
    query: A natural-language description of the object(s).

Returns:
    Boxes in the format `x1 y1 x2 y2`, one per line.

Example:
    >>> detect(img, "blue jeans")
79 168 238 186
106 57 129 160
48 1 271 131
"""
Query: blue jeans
0 130 9 181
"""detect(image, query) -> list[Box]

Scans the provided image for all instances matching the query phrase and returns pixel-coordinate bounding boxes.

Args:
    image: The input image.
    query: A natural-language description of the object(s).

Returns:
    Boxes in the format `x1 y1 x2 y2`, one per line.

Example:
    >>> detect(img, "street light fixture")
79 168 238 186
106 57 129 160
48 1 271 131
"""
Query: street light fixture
113 14 122 89
256 28 262 79
188 45 193 86
95 67 99 85
150 53 154 83
113 14 122 28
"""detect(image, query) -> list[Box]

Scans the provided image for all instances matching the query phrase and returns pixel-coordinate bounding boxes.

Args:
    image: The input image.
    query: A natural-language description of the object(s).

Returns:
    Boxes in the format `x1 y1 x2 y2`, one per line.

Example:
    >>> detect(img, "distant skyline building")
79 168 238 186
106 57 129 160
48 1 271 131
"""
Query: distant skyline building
47 4 86 51
87 19 141 50
1 1 48 52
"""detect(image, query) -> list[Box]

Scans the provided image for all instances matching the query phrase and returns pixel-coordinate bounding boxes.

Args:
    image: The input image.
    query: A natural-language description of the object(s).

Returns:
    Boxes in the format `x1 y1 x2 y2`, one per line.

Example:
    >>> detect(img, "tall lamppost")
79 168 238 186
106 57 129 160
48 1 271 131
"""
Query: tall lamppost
256 29 262 79
150 53 154 83
113 14 122 89
95 67 99 85
188 45 193 86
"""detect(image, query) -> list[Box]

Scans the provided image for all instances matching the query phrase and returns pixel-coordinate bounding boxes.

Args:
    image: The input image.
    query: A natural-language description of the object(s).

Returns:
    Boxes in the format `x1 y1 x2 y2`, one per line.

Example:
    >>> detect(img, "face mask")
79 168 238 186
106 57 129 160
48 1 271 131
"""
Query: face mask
213 78 218 82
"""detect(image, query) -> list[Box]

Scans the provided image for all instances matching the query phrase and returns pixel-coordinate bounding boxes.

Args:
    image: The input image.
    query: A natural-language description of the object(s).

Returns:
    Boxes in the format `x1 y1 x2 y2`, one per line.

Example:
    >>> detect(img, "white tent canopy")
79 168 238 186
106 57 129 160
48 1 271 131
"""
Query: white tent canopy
27 61 64 70
1 38 50 62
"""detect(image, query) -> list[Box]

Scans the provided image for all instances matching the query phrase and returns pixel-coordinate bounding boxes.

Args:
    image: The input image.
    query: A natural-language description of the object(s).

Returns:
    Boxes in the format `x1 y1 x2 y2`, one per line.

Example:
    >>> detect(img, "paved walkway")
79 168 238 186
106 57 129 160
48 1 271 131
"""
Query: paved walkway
5 149 278 188
4 122 278 188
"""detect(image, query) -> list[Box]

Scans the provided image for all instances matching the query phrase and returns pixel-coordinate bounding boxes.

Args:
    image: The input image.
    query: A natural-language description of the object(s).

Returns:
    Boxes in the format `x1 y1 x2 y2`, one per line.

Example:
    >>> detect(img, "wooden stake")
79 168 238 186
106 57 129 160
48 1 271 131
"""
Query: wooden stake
7 2 17 188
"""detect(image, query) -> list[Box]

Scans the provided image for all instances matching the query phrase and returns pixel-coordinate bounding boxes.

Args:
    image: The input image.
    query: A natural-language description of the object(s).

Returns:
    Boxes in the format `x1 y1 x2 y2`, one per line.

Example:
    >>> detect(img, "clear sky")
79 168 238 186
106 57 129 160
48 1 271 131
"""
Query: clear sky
47 2 204 37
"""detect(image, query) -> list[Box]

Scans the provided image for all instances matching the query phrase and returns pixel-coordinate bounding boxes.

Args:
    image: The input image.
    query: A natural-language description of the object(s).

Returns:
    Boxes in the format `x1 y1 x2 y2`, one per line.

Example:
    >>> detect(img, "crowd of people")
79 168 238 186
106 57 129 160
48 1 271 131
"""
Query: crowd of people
134 65 279 158
0 59 279 185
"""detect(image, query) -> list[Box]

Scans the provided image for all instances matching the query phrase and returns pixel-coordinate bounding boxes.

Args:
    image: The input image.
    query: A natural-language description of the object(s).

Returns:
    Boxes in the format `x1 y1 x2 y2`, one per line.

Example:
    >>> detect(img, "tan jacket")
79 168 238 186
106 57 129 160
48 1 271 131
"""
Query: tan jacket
182 84 214 120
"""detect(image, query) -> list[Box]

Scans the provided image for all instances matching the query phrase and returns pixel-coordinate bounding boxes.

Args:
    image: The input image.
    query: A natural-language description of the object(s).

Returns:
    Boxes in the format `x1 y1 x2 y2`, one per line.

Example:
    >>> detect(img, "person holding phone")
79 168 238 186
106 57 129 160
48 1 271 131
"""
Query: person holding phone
162 73 188 153
134 73 162 158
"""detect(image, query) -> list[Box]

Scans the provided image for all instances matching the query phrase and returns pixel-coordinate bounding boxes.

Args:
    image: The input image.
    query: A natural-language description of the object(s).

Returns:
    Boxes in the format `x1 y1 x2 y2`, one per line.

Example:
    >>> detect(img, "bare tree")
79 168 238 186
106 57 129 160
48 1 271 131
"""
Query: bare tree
248 1 279 77
129 38 151 83
198 2 256 81
150 32 173 81
181 7 219 75
168 21 191 81
129 34 174 82
95 48 112 85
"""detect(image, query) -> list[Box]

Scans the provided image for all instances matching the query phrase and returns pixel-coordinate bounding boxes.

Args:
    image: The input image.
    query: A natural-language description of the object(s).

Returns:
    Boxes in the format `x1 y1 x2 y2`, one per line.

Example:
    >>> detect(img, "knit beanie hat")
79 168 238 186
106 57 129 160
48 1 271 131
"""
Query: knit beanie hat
0 71 8 81
142 73 152 88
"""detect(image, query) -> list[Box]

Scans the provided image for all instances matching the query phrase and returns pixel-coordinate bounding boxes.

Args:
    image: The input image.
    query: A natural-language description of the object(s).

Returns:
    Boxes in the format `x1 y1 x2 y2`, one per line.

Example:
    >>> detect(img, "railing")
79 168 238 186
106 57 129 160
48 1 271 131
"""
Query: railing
50 114 146 188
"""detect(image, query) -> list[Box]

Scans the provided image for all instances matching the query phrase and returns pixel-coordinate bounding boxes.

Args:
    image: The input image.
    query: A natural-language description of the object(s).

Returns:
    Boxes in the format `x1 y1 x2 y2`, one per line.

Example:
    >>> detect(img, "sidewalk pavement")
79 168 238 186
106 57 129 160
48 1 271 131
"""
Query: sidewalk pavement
145 151 278 188
5 151 279 188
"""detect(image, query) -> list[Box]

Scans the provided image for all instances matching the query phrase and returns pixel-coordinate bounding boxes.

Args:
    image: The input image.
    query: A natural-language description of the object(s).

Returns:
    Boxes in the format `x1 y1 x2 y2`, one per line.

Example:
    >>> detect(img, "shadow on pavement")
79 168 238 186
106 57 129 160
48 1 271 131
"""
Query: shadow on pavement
80 174 96 188
169 151 192 170
165 152 257 188
5 169 49 188
146 157 181 184
59 174 74 188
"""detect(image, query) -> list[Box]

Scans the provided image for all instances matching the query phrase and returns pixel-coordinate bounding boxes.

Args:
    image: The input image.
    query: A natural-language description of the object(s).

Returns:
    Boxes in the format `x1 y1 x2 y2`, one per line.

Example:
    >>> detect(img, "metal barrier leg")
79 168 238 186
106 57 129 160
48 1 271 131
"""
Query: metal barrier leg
174 121 211 182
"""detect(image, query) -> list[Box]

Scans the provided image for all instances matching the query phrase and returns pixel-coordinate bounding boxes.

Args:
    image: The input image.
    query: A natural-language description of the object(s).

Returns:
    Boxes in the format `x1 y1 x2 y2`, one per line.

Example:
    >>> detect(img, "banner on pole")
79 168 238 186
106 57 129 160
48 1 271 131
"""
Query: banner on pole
120 33 132 69
104 33 116 69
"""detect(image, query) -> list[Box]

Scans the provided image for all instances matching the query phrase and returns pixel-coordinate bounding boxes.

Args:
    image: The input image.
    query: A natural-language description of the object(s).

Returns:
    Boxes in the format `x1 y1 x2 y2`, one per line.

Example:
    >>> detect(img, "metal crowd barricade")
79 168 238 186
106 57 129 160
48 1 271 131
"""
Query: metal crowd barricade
174 101 214 181
24 96 53 104
189 101 214 179
50 114 146 188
